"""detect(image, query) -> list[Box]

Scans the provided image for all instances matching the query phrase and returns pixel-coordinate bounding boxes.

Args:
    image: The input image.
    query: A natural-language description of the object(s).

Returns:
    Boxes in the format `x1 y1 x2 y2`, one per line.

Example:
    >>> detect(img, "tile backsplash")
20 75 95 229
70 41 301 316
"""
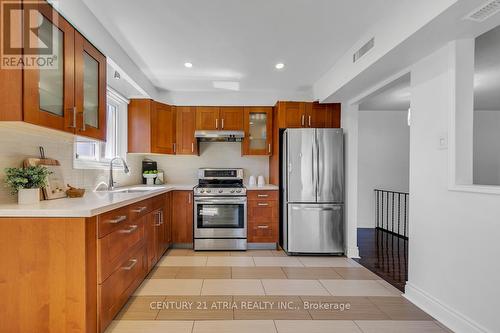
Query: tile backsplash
0 124 270 204
143 142 269 184
0 123 141 203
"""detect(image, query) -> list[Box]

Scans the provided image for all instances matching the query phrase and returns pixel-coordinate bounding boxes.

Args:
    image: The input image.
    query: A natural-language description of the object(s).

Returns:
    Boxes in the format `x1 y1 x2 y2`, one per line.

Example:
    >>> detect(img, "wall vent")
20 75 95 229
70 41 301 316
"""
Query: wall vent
353 37 375 63
464 0 500 22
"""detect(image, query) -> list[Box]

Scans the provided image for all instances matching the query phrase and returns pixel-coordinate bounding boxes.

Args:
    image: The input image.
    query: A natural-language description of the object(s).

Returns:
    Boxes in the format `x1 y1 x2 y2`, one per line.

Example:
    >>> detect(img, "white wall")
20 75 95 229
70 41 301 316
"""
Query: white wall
56 0 157 98
357 111 410 228
157 90 312 107
405 42 500 333
143 142 269 185
473 110 500 186
0 123 142 204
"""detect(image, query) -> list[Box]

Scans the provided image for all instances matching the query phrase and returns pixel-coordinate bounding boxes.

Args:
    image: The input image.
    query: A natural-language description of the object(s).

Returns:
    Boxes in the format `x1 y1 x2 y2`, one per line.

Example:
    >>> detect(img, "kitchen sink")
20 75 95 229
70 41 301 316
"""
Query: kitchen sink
112 187 160 193
95 186 161 193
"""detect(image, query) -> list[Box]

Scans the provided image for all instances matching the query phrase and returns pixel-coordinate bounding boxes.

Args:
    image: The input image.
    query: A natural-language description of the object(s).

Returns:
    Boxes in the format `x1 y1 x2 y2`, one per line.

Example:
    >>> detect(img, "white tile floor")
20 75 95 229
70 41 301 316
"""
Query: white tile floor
106 250 452 333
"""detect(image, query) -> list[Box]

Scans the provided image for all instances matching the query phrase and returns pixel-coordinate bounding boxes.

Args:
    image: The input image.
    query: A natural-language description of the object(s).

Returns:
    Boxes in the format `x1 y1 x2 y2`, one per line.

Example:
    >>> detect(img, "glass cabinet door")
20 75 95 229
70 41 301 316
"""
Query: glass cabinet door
243 107 273 155
75 32 106 141
23 4 75 133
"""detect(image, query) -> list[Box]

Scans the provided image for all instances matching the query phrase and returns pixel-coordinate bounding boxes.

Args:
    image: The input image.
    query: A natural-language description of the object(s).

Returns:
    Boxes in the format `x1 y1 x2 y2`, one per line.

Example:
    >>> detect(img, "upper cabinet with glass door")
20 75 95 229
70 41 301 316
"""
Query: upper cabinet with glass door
18 2 106 141
23 2 75 133
74 32 106 141
242 107 273 155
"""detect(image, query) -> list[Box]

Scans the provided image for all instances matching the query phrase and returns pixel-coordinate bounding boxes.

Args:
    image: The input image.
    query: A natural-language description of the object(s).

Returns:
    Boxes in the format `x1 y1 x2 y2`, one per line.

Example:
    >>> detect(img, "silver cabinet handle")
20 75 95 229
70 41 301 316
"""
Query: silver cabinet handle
257 225 269 229
188 193 192 204
268 143 271 154
191 142 194 153
120 225 138 234
173 143 176 153
215 118 218 129
257 194 269 198
108 215 127 224
301 114 305 127
81 109 86 131
154 211 163 226
221 118 224 129
131 206 147 213
257 203 269 206
122 258 138 270
308 115 311 127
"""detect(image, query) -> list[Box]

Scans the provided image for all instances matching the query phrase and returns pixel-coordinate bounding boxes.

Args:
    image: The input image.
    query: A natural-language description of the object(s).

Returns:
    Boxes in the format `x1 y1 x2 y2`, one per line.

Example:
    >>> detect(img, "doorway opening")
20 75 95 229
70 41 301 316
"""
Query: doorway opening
354 73 411 291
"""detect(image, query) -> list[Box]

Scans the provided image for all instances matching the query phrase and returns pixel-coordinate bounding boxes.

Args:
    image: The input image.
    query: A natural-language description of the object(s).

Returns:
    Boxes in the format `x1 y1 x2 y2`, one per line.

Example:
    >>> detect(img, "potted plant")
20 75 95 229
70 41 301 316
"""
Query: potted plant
4 166 51 204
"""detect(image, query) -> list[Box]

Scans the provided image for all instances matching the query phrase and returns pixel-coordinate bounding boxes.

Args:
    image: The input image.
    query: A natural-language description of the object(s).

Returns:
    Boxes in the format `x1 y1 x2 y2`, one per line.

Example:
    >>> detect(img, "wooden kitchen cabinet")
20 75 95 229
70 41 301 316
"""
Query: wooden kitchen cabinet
219 106 244 130
176 106 198 154
195 106 244 131
17 2 107 140
247 190 279 244
195 106 220 130
242 107 273 156
74 31 107 141
308 102 341 128
274 101 341 129
281 102 307 128
128 99 177 154
23 2 76 134
171 191 194 244
152 102 176 154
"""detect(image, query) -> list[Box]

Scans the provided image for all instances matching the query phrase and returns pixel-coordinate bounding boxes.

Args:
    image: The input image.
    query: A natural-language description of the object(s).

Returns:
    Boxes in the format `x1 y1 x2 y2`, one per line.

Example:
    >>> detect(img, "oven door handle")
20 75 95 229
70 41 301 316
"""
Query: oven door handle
195 198 247 204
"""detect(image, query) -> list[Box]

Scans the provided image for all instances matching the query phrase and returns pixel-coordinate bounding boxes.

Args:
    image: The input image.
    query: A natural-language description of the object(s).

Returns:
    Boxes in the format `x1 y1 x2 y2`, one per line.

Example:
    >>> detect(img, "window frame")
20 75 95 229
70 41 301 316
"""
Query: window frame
73 87 129 170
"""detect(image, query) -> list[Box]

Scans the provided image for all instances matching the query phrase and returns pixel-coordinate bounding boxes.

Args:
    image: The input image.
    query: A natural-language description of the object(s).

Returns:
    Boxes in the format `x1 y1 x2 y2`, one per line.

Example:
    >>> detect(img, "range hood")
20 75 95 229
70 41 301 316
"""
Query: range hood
195 130 245 142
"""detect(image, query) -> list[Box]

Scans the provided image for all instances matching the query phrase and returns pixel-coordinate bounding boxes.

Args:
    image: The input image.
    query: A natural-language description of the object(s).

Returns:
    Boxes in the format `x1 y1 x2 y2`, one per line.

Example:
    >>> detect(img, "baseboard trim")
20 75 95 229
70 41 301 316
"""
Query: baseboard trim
404 283 489 333
346 246 360 258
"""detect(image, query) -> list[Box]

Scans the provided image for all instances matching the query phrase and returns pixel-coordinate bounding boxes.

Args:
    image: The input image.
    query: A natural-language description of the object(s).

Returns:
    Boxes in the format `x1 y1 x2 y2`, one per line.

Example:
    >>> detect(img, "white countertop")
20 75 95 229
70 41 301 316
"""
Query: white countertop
245 184 279 190
0 184 195 218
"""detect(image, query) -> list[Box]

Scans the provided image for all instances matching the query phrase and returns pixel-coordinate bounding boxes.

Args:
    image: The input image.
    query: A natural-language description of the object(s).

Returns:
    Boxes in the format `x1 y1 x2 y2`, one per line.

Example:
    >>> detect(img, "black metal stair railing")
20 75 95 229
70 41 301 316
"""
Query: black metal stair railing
374 189 409 239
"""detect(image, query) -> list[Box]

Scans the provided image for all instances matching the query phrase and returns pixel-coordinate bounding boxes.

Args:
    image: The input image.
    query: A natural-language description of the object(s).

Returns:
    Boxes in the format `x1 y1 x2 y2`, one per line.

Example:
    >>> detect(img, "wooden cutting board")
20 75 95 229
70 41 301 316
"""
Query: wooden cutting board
23 158 67 200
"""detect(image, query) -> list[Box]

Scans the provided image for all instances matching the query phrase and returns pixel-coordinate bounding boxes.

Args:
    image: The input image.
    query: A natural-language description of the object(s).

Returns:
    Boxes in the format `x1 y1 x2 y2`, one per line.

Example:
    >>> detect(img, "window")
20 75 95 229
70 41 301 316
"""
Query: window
74 88 128 169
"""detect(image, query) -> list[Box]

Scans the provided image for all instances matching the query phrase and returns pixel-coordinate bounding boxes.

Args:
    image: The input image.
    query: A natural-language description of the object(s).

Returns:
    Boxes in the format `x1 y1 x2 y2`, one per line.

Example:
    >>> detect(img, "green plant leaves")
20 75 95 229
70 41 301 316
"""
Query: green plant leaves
4 166 52 195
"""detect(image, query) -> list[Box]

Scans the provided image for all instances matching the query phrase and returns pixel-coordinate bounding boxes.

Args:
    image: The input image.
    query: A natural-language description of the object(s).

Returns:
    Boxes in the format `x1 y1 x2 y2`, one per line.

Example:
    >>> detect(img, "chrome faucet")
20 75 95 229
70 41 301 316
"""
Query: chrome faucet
108 157 130 190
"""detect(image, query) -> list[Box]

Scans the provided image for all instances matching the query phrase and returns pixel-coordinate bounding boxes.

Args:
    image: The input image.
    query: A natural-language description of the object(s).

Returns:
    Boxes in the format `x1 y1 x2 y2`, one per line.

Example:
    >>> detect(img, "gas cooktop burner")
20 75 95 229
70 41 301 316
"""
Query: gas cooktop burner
195 168 246 196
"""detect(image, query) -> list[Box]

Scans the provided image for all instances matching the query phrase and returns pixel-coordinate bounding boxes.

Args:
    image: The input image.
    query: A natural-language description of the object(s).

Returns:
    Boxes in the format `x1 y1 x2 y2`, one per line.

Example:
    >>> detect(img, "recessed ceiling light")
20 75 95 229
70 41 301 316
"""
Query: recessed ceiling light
275 63 285 70
184 62 193 68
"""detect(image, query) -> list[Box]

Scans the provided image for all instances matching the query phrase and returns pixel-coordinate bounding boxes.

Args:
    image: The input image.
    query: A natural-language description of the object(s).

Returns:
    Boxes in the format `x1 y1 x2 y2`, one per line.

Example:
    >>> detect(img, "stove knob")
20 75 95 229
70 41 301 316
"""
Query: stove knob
230 190 235 193
206 190 211 193
218 189 223 193
200 189 205 193
236 189 242 193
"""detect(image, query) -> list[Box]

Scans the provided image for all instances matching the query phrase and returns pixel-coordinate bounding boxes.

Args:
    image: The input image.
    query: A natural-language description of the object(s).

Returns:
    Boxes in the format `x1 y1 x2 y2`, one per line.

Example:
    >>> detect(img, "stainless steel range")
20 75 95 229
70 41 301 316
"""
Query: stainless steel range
194 168 247 251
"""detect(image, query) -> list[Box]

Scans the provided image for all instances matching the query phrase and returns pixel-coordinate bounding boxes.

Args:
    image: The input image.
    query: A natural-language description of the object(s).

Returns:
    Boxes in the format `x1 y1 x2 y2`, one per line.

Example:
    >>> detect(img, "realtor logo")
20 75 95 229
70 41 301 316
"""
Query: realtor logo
1 0 59 69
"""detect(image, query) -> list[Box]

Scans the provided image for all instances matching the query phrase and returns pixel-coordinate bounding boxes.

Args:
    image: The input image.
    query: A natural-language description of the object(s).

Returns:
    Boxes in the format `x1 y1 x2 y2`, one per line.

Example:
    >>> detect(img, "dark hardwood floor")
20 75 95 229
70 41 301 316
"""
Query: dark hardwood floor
354 228 408 292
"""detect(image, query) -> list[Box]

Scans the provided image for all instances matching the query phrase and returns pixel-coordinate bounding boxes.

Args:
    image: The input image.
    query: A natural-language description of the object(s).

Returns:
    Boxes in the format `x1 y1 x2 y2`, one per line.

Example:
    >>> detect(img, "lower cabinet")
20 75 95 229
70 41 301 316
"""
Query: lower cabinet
247 190 279 243
97 192 171 332
98 245 148 332
171 191 194 244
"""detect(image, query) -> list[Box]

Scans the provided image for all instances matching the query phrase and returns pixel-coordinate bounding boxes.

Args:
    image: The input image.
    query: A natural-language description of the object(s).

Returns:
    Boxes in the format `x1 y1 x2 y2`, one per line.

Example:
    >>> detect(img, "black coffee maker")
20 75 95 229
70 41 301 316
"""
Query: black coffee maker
141 159 157 184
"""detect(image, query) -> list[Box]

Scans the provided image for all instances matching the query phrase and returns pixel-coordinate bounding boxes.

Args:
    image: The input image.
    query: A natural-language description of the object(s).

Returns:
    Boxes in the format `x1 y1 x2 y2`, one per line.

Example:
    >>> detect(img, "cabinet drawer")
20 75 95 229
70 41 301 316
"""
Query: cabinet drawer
128 199 152 220
98 216 146 283
98 206 130 238
152 193 165 210
248 200 278 221
99 245 147 332
248 221 278 243
248 190 278 201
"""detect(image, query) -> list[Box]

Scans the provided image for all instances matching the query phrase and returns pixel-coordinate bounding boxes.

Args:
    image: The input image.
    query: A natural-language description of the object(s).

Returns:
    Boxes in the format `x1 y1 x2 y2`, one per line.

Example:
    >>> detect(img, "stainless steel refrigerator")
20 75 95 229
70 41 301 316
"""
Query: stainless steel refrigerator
281 128 344 254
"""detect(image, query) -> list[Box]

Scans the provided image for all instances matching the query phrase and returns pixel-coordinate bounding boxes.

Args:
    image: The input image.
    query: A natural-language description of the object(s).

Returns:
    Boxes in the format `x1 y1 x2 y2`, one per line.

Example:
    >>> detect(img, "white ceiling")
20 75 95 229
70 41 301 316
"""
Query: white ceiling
358 73 410 111
83 0 398 95
474 24 500 111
